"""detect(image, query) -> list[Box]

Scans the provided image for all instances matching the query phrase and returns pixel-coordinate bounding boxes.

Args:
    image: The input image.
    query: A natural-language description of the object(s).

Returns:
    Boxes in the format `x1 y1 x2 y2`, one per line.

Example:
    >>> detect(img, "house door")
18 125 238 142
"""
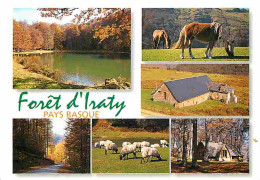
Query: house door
222 150 227 158
164 92 167 100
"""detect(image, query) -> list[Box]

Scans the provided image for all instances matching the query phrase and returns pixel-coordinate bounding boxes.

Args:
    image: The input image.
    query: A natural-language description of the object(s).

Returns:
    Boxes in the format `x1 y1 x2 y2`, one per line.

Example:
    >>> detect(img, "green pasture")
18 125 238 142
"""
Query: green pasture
142 47 249 61
92 147 169 173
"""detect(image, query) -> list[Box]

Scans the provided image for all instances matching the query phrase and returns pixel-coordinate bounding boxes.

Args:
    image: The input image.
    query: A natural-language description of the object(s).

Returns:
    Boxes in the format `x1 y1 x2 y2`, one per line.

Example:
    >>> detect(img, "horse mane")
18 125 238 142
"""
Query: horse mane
162 30 169 40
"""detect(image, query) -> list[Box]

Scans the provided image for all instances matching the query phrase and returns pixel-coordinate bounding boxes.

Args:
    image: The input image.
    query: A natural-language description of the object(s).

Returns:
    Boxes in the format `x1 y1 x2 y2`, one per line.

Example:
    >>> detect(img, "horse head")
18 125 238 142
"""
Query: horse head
211 22 223 40
225 40 235 57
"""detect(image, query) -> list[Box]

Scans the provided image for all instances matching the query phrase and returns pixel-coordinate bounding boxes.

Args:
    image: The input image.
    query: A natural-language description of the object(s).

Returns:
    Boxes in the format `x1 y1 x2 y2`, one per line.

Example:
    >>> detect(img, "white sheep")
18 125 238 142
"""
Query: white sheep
141 147 162 164
94 142 100 148
122 142 131 147
160 140 168 148
151 143 160 148
99 141 106 148
104 142 118 155
133 142 142 151
119 144 137 160
141 141 150 148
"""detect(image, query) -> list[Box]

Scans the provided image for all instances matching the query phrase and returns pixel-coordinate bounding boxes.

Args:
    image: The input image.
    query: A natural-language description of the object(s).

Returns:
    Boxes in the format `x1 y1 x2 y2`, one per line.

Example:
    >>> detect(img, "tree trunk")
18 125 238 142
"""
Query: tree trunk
182 119 188 166
191 119 198 168
203 119 209 162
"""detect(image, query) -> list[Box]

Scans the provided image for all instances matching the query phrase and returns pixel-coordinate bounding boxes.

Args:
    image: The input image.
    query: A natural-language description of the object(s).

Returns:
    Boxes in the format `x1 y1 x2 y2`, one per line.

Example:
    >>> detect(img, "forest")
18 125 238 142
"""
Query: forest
171 118 249 173
13 119 90 173
13 8 131 52
142 8 249 48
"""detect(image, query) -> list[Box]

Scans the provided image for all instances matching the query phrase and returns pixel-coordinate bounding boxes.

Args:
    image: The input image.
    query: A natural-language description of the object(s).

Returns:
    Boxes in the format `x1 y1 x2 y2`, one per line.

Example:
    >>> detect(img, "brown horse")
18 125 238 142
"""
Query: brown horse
225 40 235 57
174 22 223 59
152 30 171 49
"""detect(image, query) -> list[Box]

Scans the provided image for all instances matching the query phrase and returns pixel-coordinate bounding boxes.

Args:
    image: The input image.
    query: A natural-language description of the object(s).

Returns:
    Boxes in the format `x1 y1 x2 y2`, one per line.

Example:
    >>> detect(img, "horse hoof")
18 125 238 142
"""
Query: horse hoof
180 56 184 59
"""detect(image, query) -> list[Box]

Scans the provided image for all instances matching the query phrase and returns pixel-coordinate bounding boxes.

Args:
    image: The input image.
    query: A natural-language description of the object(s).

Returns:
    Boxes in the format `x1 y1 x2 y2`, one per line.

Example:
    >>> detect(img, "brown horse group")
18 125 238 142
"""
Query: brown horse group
152 22 234 59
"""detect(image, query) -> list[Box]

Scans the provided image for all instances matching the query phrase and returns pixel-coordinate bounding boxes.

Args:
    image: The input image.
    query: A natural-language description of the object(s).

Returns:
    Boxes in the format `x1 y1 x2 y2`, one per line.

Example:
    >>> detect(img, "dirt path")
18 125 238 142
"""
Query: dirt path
26 164 65 173
141 109 169 116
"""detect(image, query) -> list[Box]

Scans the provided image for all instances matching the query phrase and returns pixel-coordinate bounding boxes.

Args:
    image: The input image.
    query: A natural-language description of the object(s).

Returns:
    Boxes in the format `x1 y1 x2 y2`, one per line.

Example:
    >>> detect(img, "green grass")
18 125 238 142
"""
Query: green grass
142 47 249 61
13 62 86 89
141 89 249 116
92 147 169 173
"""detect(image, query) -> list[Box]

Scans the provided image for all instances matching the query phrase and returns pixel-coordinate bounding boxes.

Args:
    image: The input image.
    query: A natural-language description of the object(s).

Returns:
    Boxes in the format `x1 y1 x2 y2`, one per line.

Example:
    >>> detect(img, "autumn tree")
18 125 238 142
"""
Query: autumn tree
65 119 90 173
191 119 198 169
13 20 22 52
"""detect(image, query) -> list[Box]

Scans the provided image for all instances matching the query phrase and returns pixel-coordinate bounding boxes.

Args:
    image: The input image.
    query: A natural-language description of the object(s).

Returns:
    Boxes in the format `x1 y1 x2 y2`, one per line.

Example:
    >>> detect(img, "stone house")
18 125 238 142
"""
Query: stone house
196 141 243 162
152 75 237 108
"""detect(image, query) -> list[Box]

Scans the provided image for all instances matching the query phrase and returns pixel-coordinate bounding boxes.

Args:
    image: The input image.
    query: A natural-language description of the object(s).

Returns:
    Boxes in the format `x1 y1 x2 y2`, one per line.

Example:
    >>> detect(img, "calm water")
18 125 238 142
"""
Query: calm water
23 52 131 86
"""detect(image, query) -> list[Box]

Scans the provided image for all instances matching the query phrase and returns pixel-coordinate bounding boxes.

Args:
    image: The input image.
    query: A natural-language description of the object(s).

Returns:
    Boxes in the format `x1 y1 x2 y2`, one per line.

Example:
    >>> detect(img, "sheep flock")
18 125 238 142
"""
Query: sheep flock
94 139 169 164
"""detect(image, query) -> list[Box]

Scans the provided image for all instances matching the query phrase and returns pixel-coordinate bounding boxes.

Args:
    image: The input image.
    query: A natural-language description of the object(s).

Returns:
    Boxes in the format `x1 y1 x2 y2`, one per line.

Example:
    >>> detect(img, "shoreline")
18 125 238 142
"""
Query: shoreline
13 50 131 55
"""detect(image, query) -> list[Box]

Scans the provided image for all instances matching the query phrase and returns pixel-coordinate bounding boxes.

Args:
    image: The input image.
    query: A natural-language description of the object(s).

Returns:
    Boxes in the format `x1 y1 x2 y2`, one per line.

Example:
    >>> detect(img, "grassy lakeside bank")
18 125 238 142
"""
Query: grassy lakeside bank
141 68 249 116
92 147 169 173
142 47 249 61
13 61 86 89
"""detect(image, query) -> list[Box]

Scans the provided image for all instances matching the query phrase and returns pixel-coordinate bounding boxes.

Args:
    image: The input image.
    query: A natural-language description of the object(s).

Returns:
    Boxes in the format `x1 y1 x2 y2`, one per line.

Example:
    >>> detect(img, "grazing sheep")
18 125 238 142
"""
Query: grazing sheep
94 142 100 148
99 141 106 149
141 141 150 148
119 144 137 160
133 142 142 151
151 143 160 148
122 142 131 147
141 147 162 164
105 142 118 155
160 140 169 148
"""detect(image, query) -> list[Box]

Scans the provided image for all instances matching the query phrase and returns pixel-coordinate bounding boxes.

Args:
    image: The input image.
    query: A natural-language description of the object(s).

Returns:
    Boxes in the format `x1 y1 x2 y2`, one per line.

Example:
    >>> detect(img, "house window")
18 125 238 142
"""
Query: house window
223 150 227 157
164 92 167 100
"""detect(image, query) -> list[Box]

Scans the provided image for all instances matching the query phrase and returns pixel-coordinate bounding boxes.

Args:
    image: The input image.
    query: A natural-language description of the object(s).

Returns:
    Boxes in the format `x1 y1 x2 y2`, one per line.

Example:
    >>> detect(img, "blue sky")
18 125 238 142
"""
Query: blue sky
51 119 67 135
13 8 76 25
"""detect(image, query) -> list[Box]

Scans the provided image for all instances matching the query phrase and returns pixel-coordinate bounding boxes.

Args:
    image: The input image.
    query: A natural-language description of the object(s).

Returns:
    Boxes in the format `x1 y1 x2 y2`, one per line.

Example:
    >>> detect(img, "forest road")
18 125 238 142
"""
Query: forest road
141 109 169 116
27 164 64 173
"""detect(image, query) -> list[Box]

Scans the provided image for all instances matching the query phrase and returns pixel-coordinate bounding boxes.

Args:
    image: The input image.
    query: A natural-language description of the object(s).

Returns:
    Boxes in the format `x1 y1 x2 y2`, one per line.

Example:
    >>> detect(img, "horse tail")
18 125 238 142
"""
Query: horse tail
174 27 185 49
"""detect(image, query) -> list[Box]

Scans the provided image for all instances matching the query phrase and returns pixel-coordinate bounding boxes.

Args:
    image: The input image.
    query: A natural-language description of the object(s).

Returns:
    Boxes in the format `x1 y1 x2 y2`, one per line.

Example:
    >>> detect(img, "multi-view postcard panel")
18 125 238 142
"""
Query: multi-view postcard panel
13 8 131 90
13 118 91 174
141 64 249 116
171 118 249 174
92 119 170 174
142 8 249 61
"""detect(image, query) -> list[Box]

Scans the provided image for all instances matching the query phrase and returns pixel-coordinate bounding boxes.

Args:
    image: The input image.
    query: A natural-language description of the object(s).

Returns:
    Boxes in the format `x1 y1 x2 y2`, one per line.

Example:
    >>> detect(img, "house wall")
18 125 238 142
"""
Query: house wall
177 92 211 108
153 83 178 106
210 92 229 104
218 145 231 161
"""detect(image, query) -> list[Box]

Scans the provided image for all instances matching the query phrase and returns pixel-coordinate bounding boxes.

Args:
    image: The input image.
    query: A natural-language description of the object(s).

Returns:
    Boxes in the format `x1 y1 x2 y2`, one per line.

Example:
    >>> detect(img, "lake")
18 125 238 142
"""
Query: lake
20 52 131 86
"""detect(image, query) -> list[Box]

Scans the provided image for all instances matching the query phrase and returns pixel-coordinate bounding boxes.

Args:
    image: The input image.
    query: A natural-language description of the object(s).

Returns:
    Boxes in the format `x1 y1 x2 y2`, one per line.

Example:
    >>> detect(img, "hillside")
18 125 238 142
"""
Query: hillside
142 64 249 75
142 8 249 48
53 133 65 145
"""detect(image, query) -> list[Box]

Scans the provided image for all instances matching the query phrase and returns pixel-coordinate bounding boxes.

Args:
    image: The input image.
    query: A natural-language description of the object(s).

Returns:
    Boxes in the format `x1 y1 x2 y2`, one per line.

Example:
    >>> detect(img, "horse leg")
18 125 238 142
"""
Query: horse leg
156 38 160 49
205 43 210 58
208 42 215 59
188 39 195 59
162 40 165 49
180 37 188 59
